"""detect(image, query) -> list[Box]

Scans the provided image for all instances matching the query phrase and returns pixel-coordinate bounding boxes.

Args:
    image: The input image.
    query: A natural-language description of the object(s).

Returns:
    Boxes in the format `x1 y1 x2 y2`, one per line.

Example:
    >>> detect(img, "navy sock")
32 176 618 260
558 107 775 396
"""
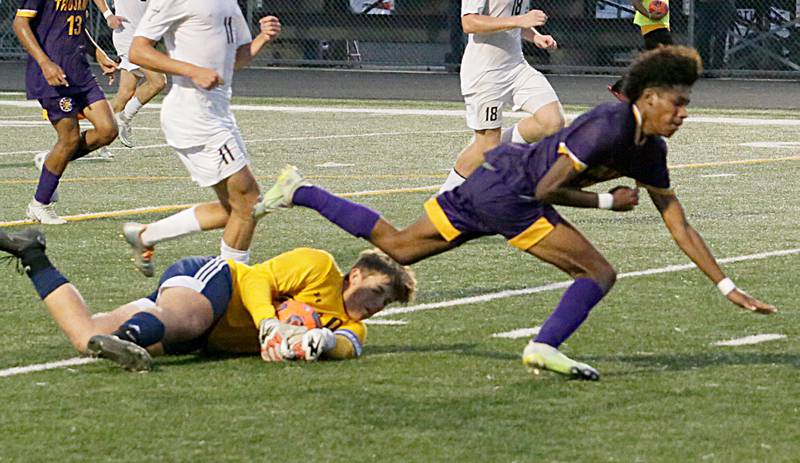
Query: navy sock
293 186 380 238
33 166 61 204
534 278 605 348
21 248 69 300
113 312 165 348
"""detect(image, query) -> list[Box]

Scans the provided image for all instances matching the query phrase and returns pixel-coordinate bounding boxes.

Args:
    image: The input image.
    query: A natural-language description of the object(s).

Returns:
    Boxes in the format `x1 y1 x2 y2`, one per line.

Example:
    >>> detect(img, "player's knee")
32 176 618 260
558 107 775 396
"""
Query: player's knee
539 113 565 137
150 74 167 92
56 131 81 153
593 264 617 292
94 121 119 146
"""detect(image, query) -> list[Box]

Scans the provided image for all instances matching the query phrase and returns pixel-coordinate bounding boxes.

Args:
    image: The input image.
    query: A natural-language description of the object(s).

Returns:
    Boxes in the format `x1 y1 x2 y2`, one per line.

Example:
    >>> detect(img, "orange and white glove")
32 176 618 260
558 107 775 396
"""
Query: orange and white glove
259 318 308 362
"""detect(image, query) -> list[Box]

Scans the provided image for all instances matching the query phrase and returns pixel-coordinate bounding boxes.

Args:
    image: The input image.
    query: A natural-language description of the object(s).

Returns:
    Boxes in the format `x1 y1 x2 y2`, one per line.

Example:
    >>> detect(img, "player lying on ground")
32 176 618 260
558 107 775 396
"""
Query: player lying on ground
13 0 120 224
254 46 776 381
0 228 415 371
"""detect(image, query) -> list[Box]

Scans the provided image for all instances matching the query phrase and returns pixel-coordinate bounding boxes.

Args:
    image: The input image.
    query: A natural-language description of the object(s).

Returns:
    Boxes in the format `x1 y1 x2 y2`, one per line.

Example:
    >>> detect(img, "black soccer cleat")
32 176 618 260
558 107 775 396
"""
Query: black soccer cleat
0 228 46 258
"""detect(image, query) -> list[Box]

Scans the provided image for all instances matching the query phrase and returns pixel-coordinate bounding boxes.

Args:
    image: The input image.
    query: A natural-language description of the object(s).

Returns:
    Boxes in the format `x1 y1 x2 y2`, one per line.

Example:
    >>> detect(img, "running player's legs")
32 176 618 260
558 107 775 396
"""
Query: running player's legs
78 95 118 153
110 68 140 113
211 164 260 253
509 64 564 143
369 215 458 265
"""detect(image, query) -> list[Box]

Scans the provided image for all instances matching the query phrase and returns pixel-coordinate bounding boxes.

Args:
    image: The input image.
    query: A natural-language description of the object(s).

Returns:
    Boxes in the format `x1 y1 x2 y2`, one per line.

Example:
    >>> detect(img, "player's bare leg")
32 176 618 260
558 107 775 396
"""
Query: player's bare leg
213 166 260 261
27 117 81 224
110 69 138 114
368 217 457 265
514 100 565 143
521 222 615 380
451 127 501 181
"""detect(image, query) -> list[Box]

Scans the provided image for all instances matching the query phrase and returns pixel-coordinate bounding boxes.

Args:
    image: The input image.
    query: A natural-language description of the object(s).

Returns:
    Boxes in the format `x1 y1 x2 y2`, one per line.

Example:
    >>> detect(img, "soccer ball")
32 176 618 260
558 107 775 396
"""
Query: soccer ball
648 0 669 16
276 300 322 329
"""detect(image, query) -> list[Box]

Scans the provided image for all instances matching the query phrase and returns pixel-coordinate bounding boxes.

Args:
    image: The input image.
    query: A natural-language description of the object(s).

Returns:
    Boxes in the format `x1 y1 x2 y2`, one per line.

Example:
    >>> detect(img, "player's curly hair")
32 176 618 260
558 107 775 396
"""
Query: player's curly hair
354 248 417 303
623 45 703 102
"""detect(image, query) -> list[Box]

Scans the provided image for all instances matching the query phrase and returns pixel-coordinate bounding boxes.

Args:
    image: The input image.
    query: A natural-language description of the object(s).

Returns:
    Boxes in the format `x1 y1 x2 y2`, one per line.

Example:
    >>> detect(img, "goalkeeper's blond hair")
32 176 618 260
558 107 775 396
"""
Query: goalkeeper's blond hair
354 248 417 304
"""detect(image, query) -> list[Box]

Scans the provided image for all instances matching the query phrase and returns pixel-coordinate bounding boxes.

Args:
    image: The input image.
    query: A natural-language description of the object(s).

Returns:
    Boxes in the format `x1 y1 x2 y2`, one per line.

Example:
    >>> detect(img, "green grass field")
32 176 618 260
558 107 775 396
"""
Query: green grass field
0 94 799 462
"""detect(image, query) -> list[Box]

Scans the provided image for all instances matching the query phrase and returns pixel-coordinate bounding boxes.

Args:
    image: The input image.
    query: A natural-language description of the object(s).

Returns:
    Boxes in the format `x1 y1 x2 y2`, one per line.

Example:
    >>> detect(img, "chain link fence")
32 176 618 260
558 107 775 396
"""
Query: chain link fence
1 0 798 77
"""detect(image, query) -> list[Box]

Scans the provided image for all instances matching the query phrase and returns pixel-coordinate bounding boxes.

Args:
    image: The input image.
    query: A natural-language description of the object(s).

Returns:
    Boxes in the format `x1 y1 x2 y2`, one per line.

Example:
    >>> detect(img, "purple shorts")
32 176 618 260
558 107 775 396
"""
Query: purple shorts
425 164 563 250
38 83 106 123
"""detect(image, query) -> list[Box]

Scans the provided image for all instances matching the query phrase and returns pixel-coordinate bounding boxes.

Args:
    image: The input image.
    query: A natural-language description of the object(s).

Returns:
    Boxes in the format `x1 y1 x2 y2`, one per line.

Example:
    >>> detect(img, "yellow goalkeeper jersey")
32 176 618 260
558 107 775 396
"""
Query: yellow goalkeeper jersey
204 248 366 357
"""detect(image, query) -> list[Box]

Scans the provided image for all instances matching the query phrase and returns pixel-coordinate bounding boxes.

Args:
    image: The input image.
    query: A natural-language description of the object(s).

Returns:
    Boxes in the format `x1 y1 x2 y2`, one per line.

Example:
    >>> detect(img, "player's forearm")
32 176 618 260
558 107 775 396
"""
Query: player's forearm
461 14 523 34
521 28 538 42
12 17 51 66
667 222 726 284
91 0 110 15
632 0 650 17
536 187 602 208
129 37 196 78
234 34 269 70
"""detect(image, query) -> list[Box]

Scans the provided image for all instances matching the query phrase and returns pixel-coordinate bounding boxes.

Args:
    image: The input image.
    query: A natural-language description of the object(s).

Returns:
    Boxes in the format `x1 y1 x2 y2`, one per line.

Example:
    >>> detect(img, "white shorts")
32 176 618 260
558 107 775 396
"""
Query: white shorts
463 63 559 130
112 32 141 74
175 131 250 187
117 54 143 76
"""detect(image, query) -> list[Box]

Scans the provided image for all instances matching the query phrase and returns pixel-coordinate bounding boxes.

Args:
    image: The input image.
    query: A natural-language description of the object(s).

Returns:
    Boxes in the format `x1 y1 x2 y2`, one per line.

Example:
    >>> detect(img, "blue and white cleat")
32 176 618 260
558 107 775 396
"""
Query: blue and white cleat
522 341 599 381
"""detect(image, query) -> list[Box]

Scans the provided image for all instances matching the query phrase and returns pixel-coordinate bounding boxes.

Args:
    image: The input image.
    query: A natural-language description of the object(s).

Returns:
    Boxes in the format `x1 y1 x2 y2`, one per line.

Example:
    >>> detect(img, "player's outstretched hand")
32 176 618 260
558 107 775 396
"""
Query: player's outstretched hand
191 66 223 90
41 60 68 87
96 50 118 85
259 16 281 41
516 10 548 29
533 34 557 50
609 185 639 211
727 289 777 315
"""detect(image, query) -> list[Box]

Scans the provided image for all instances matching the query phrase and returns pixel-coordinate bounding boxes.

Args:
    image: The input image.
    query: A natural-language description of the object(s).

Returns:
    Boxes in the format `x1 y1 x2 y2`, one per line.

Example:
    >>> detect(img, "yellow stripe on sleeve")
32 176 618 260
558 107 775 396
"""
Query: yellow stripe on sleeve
508 216 555 250
16 9 37 17
423 197 461 242
558 142 587 172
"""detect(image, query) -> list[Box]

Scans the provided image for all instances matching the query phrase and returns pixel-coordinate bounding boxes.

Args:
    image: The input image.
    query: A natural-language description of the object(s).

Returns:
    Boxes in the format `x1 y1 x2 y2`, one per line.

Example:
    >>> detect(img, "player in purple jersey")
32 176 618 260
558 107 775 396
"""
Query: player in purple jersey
253 46 776 380
13 0 119 224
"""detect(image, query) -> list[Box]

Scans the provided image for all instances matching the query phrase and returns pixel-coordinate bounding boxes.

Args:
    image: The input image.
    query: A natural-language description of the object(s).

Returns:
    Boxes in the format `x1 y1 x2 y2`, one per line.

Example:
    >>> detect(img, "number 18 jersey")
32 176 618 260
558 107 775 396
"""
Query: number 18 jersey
460 0 528 92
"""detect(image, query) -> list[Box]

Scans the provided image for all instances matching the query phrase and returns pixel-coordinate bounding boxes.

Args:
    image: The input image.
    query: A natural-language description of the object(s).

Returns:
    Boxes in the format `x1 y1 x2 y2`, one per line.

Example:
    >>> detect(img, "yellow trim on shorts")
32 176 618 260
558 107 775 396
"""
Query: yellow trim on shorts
558 142 587 172
16 9 37 17
640 24 669 35
423 197 461 242
508 216 555 250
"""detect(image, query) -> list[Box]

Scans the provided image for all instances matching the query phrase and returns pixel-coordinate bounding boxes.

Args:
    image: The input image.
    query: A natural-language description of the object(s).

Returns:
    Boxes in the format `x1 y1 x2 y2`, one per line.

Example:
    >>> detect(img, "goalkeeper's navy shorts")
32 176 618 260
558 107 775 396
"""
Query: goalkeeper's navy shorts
425 161 563 251
144 255 233 320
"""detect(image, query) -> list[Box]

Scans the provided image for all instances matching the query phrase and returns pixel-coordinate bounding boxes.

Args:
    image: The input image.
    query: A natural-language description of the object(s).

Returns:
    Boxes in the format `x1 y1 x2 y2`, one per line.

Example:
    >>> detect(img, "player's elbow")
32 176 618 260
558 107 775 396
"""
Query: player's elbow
461 15 479 34
534 183 556 203
128 37 151 66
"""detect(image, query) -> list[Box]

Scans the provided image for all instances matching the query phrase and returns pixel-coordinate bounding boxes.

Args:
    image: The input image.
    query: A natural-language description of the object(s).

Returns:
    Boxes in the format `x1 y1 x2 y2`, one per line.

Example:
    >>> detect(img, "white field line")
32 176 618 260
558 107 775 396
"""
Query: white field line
364 319 408 325
741 142 800 149
1 247 796 378
375 247 800 317
712 334 787 346
1 99 799 126
491 327 541 339
0 357 98 377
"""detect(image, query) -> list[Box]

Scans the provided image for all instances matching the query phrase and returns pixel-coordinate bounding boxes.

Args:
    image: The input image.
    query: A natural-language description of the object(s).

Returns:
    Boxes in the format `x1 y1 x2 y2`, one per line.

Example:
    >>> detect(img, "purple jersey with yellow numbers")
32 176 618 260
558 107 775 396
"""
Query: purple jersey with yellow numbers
17 0 98 99
426 102 672 250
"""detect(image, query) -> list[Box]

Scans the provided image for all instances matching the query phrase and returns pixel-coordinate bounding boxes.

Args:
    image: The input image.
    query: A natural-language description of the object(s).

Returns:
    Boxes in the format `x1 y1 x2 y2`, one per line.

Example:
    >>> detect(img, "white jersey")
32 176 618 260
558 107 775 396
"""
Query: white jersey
112 0 150 56
135 0 252 149
460 0 528 93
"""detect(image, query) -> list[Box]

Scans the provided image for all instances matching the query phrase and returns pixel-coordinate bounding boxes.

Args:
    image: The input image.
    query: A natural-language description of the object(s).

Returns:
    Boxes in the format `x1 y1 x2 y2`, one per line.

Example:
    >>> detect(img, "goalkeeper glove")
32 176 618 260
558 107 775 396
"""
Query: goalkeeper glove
259 318 308 362
300 328 337 362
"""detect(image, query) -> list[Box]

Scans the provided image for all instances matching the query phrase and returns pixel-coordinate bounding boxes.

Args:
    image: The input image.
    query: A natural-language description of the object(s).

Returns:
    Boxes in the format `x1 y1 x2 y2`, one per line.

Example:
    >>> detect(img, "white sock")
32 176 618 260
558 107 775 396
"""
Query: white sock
511 124 527 143
220 239 250 263
438 168 466 194
140 206 201 247
121 96 143 122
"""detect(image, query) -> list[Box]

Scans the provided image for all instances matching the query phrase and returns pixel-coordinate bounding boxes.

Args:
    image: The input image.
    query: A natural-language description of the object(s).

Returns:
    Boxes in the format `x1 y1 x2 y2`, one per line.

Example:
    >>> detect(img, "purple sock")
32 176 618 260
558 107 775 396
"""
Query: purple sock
34 166 61 204
293 186 379 238
534 278 605 348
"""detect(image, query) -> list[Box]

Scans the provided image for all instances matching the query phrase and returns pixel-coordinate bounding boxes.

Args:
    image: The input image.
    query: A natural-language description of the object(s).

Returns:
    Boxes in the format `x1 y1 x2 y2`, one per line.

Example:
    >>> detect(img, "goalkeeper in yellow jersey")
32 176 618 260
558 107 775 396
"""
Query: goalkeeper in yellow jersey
0 228 416 371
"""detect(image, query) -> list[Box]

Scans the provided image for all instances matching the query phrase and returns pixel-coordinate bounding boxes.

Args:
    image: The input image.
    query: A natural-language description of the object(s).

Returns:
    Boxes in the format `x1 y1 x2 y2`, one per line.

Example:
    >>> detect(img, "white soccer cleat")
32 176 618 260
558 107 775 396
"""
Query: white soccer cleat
33 150 59 203
252 165 310 220
86 334 153 372
26 199 67 225
81 147 115 161
522 341 599 381
115 113 133 148
122 222 155 277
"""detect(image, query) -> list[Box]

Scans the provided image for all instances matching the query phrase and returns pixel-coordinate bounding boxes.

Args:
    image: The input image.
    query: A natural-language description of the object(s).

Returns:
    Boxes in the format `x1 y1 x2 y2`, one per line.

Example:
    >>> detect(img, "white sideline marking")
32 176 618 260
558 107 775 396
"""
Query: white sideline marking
316 161 355 168
712 334 787 346
700 173 737 178
375 247 800 318
2 247 797 378
364 319 408 326
1 99 799 125
0 357 98 377
491 327 541 339
740 141 800 149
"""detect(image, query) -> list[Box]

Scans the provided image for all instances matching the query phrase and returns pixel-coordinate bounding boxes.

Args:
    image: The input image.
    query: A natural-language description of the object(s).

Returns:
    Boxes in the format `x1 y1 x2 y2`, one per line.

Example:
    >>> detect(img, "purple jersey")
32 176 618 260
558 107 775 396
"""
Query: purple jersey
17 0 98 99
484 102 672 194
